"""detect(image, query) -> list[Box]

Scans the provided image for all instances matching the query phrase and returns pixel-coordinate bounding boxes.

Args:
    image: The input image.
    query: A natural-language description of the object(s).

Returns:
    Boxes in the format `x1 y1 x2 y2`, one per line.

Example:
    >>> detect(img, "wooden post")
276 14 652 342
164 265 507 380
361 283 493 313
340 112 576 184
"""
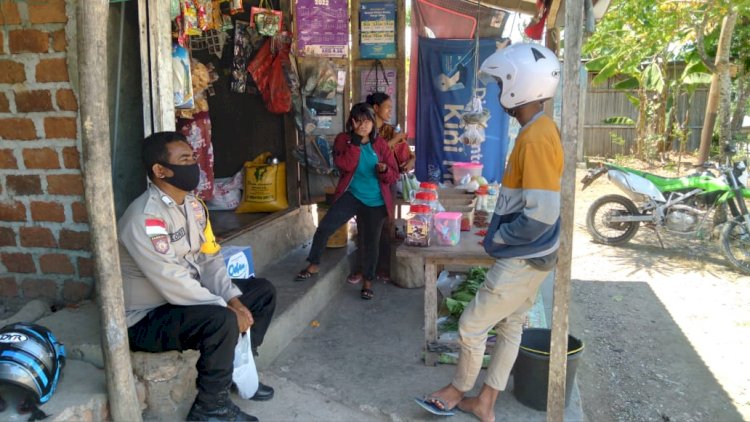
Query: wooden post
547 0 584 420
77 2 142 421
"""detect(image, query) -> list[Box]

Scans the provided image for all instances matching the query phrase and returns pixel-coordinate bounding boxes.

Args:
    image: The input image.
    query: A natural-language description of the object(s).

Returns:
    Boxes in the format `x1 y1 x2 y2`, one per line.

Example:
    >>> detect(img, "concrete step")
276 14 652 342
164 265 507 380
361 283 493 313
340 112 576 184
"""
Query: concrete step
14 238 359 419
222 207 318 275
255 240 357 369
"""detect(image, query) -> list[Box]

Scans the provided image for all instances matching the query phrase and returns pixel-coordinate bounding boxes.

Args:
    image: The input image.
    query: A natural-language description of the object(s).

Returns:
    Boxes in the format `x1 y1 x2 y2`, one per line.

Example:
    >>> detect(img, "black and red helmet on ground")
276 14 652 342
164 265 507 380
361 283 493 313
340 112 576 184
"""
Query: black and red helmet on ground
0 322 66 404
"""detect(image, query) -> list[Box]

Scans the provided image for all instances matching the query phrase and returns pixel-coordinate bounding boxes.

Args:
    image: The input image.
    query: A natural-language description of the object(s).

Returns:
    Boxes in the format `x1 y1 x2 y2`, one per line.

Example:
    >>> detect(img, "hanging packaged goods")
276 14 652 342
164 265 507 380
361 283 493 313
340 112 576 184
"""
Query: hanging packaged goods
250 0 284 37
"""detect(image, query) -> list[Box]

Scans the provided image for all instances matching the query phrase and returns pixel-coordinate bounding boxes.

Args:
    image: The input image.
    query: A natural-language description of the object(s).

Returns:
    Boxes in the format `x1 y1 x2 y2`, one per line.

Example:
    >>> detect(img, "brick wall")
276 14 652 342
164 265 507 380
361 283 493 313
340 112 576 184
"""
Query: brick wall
0 0 92 303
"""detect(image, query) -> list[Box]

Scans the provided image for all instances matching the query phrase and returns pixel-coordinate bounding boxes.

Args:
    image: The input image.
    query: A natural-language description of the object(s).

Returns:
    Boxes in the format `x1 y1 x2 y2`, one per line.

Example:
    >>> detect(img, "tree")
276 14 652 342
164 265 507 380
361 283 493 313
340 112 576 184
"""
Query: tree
697 4 738 163
584 0 750 162
583 0 704 161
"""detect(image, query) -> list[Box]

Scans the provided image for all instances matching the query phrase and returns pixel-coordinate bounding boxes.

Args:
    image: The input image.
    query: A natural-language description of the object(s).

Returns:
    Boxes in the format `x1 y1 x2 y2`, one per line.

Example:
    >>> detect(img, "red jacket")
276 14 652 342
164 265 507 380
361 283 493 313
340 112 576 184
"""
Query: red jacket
332 132 399 218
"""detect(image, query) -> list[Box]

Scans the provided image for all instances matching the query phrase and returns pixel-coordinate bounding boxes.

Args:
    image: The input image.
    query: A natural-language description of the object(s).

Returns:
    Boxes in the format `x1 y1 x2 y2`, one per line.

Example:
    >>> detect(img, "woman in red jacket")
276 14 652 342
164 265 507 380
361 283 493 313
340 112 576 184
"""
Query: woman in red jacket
295 103 399 300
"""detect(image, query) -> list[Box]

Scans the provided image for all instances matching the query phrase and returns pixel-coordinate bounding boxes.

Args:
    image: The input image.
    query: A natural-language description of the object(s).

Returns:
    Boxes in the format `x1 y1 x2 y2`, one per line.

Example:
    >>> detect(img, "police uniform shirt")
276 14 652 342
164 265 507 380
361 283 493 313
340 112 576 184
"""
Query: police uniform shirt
118 184 242 327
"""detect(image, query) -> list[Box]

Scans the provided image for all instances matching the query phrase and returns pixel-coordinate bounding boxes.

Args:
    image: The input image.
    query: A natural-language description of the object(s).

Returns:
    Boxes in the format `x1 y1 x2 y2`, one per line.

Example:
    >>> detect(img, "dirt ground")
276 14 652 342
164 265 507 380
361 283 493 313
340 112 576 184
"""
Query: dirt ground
570 167 750 422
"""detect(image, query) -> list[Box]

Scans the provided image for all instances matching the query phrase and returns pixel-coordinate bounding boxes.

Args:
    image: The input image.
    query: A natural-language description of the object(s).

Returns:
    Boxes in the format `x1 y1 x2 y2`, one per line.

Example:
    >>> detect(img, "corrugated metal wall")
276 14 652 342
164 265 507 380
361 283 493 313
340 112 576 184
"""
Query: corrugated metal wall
584 70 708 158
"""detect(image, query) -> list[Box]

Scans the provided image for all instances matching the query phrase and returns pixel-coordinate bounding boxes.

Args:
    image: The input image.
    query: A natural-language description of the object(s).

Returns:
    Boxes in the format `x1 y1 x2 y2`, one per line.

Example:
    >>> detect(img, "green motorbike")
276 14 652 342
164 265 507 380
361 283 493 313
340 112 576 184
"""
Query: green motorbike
581 144 750 275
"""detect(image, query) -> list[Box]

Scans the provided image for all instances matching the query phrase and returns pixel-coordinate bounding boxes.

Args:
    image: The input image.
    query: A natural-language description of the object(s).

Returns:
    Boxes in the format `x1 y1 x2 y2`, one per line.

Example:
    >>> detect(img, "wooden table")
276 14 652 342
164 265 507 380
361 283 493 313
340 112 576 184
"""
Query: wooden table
396 235 495 365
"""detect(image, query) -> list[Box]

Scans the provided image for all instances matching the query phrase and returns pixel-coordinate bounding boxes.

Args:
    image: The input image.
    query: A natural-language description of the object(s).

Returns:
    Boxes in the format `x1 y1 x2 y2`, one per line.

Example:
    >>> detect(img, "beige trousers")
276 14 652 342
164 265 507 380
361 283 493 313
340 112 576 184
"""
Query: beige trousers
452 258 549 392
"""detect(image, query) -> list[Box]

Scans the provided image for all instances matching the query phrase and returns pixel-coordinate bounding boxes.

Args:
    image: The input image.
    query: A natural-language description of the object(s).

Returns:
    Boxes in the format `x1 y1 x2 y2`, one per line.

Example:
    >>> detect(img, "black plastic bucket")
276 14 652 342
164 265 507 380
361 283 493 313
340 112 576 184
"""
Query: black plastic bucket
512 328 584 411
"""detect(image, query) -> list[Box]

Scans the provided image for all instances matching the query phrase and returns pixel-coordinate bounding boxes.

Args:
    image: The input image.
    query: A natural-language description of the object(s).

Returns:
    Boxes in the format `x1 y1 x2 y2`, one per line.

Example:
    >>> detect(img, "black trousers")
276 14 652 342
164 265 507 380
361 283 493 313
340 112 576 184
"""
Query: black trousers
127 278 276 398
307 191 388 280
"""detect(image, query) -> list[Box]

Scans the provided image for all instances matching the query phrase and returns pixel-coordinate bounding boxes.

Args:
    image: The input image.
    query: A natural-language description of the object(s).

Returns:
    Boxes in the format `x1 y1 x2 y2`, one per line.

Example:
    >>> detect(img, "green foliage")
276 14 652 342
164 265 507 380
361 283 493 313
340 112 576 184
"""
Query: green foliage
580 0 750 160
603 116 636 126
442 267 488 320
613 77 640 90
643 62 665 92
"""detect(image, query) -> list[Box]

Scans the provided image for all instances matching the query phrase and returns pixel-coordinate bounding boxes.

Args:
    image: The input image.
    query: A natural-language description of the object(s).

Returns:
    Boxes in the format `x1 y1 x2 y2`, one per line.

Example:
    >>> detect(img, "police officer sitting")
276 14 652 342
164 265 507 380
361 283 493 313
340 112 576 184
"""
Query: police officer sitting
118 132 276 421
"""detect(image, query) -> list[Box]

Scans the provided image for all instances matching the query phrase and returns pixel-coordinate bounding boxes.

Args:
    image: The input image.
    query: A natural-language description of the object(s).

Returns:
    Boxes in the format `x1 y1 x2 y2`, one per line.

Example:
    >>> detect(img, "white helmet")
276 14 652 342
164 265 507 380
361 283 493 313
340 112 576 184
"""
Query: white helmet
480 43 560 110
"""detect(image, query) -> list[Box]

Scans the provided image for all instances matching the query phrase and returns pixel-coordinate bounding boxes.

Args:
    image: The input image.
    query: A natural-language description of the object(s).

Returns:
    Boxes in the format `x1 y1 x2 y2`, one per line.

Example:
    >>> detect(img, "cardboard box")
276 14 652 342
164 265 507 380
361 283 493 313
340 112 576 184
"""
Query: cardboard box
220 246 255 279
442 197 476 231
440 196 476 208
437 187 471 198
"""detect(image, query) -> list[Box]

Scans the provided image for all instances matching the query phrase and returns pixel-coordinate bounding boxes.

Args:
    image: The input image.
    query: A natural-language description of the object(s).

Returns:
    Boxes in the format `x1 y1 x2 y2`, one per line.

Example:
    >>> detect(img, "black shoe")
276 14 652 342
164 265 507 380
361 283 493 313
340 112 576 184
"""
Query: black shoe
249 382 274 402
186 390 258 421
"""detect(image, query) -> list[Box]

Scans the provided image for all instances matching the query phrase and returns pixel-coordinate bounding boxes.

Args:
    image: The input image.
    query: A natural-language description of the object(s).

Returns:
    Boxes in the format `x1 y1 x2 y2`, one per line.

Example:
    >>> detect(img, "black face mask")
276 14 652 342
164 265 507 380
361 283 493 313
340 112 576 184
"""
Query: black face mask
159 162 200 192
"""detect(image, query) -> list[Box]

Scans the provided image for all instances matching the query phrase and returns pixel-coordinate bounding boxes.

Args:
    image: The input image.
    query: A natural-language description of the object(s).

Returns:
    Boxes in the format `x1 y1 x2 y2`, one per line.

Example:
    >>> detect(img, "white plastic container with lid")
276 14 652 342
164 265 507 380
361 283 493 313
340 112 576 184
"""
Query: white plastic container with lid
433 212 462 246
451 162 484 183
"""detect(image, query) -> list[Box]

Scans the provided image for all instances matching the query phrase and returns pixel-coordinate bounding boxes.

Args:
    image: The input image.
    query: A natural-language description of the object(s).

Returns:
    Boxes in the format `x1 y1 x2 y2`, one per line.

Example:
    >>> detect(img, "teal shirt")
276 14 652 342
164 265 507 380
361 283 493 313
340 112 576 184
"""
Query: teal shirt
348 143 384 207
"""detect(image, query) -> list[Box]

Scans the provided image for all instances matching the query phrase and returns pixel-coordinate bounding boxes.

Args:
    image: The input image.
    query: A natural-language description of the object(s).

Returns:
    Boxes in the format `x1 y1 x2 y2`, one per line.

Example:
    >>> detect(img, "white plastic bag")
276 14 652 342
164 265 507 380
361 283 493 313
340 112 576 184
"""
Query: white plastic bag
206 170 244 211
232 331 259 399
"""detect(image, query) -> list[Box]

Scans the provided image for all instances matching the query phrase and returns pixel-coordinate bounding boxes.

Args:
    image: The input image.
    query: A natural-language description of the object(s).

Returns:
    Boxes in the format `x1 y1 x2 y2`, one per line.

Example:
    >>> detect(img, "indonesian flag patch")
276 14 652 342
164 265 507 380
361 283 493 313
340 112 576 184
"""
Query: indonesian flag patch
145 218 170 254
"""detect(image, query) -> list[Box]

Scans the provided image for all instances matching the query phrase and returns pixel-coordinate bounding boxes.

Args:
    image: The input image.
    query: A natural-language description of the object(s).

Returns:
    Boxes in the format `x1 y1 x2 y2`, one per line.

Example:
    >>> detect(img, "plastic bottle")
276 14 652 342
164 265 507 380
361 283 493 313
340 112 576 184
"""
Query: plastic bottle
487 182 499 211
474 186 490 227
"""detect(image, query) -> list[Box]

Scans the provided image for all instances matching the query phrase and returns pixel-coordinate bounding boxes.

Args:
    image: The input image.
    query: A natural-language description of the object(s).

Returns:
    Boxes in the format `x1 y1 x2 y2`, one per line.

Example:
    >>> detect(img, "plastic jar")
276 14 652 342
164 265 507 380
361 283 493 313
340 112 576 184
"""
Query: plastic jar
413 191 438 214
474 188 490 228
418 182 438 196
405 204 432 247
409 182 439 203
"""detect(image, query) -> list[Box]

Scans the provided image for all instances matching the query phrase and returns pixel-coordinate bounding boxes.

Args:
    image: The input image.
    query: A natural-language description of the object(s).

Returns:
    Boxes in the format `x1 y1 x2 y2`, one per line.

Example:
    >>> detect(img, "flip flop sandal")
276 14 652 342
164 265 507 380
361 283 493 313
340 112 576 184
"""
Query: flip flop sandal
294 269 317 282
414 396 455 416
360 288 374 300
376 273 391 283
347 273 362 284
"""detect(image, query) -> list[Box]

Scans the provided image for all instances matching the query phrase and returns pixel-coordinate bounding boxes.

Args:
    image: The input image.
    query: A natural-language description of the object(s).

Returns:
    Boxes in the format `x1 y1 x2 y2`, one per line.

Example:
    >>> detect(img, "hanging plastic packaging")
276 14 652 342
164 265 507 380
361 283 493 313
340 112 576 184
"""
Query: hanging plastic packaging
172 43 194 109
230 0 244 15
250 0 283 37
265 34 292 114
460 96 490 146
181 0 201 36
247 39 273 96
230 21 254 94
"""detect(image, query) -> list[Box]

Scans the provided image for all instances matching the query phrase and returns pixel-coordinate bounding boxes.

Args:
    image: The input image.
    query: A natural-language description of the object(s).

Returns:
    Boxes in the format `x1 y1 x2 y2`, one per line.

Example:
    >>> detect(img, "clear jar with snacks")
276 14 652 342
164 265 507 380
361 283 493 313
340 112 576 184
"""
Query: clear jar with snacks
405 204 432 247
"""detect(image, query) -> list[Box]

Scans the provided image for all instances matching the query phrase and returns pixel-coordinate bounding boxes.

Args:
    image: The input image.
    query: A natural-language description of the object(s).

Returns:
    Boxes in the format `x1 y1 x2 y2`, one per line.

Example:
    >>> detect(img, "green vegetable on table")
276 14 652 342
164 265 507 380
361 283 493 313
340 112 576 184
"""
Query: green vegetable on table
442 267 488 320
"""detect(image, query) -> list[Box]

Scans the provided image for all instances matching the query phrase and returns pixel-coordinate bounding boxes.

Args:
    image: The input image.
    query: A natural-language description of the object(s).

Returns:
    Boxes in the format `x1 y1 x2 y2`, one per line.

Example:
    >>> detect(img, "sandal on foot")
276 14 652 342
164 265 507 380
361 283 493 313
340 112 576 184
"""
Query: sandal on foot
294 269 317 281
414 397 455 416
376 273 391 283
346 273 362 284
360 288 374 300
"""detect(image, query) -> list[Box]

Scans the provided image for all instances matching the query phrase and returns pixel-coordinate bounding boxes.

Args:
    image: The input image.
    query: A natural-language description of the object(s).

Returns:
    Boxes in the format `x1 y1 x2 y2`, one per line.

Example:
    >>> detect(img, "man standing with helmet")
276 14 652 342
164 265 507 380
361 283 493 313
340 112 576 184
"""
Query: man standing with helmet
416 43 562 422
118 132 276 421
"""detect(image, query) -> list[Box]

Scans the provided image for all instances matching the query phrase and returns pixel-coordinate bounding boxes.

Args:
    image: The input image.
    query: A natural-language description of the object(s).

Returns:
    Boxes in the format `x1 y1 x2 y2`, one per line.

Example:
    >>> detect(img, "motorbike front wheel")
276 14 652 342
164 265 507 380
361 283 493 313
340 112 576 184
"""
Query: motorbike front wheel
586 194 641 245
720 218 750 275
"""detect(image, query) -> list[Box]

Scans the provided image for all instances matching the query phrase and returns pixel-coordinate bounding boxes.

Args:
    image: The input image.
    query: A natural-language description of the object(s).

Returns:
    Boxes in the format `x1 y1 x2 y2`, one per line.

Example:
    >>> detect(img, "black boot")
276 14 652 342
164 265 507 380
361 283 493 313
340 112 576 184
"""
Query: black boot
186 390 258 421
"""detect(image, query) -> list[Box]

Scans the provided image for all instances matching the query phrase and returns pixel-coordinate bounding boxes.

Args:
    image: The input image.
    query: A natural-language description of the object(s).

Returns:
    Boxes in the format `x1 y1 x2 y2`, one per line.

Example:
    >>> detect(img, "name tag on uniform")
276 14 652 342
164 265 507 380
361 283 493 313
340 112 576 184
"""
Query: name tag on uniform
170 227 186 242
